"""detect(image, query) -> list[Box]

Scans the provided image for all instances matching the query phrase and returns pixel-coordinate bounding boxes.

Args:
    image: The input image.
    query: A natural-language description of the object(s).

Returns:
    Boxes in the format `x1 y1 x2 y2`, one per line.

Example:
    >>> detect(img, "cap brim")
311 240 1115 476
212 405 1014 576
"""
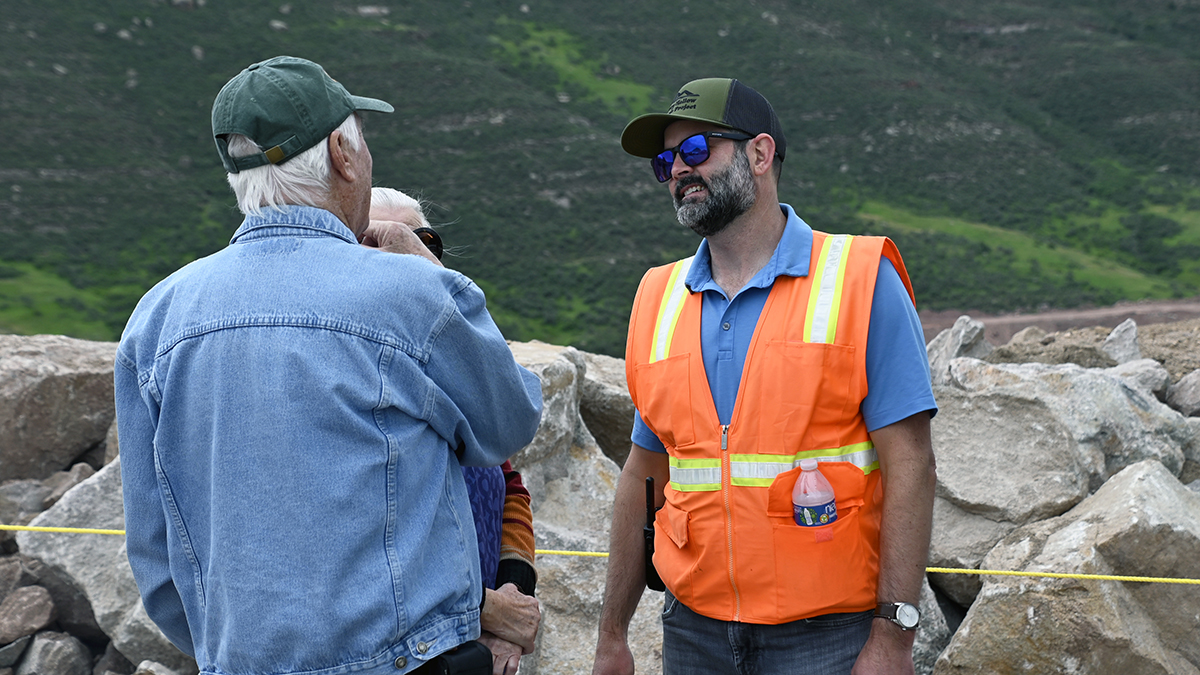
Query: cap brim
620 112 736 158
350 94 394 114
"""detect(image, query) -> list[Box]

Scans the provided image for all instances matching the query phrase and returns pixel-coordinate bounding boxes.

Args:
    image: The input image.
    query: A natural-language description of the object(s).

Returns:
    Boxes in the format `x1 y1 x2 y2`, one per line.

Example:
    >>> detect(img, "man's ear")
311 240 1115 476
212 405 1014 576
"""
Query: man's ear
327 130 359 184
747 133 777 178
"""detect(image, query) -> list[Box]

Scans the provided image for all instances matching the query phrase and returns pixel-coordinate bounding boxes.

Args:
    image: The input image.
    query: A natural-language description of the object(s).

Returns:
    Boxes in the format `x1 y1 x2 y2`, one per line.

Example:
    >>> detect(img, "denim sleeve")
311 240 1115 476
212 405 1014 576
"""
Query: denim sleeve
115 354 196 657
423 277 544 467
862 257 939 432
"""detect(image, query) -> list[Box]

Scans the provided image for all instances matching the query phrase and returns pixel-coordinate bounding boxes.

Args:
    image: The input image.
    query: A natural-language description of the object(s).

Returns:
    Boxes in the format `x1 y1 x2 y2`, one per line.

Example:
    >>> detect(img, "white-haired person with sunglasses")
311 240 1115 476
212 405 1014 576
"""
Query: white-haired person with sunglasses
371 187 541 675
593 79 938 675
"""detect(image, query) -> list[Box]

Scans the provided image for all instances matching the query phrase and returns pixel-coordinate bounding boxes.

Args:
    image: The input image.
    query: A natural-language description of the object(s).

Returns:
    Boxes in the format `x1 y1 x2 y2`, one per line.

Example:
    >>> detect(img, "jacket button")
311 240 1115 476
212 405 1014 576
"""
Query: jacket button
394 656 406 669
416 642 429 654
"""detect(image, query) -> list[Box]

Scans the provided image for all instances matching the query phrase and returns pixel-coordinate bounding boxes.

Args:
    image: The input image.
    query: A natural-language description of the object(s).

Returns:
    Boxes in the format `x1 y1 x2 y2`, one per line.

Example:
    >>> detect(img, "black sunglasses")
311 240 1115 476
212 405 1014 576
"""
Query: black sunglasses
651 130 753 182
413 227 443 261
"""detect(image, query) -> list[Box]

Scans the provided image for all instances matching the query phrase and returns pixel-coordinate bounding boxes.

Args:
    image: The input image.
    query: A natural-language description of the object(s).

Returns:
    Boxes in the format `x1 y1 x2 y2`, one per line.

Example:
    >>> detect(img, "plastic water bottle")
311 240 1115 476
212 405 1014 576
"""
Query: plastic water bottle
792 459 837 527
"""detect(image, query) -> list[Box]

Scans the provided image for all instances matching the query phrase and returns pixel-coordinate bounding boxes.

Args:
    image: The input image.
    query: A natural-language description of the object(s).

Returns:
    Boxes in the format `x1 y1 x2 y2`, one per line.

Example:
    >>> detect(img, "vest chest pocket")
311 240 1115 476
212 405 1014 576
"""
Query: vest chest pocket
632 353 696 449
749 341 858 449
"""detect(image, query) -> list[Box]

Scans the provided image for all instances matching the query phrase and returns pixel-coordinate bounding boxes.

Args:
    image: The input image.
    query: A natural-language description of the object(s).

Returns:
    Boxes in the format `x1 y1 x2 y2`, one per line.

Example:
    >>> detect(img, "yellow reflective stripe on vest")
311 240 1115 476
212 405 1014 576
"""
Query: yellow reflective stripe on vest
728 441 878 487
804 235 853 344
668 456 722 492
649 257 695 364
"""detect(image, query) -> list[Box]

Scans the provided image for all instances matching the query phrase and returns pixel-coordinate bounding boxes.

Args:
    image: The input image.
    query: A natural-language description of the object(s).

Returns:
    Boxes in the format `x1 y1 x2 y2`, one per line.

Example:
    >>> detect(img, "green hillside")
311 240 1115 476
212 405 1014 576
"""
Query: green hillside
2 0 1198 355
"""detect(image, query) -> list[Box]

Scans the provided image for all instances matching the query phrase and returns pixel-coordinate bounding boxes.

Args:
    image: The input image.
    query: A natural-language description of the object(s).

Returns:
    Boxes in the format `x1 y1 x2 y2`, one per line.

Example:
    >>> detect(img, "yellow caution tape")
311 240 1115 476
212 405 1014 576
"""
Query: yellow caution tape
1 524 127 536
7 525 1198 585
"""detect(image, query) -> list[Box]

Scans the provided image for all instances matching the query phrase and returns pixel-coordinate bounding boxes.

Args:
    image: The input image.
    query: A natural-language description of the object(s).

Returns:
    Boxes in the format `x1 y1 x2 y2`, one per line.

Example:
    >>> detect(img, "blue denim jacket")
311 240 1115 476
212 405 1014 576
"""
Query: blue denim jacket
115 206 544 675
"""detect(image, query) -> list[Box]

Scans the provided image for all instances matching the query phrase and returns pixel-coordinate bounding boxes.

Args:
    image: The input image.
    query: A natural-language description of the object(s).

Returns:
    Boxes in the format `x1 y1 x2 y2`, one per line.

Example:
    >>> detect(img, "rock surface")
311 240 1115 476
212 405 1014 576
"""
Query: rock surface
934 460 1200 674
13 632 91 675
578 351 635 467
926 316 993 385
1101 317 1141 364
0 335 117 482
1167 369 1200 417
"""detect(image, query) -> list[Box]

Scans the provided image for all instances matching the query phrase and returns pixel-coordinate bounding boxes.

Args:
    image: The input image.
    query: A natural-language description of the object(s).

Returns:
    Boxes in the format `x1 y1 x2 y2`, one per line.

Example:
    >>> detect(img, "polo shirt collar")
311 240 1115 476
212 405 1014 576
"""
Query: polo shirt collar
684 203 814 296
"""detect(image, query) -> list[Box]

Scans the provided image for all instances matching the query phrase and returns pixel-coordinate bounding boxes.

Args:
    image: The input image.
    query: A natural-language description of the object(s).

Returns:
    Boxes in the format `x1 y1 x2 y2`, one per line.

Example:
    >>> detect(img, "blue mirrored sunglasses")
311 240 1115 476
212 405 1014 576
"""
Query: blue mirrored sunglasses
651 130 753 182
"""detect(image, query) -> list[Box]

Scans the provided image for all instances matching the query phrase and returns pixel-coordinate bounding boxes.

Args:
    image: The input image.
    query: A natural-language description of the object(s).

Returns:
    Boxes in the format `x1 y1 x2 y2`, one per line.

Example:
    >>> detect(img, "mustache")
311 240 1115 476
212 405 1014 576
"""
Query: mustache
674 175 708 203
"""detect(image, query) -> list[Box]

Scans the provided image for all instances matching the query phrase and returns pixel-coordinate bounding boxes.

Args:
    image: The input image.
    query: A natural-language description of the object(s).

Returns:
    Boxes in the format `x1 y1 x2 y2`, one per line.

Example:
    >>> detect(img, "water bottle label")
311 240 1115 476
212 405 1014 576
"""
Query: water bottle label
793 500 837 527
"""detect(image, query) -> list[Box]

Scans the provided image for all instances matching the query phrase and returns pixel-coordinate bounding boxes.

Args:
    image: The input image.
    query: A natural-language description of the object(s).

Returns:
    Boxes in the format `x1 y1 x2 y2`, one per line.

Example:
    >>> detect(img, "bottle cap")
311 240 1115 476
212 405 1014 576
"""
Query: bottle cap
800 459 818 471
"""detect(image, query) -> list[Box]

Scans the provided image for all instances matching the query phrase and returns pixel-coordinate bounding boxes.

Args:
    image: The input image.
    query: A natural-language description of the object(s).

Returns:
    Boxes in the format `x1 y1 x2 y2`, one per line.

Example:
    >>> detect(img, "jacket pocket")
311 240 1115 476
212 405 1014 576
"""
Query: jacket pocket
632 353 696 448
765 463 877 619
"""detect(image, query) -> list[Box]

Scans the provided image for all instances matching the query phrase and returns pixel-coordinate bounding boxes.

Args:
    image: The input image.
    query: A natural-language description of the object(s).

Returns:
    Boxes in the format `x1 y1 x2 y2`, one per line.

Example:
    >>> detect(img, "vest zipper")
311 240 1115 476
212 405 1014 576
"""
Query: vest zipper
721 424 741 621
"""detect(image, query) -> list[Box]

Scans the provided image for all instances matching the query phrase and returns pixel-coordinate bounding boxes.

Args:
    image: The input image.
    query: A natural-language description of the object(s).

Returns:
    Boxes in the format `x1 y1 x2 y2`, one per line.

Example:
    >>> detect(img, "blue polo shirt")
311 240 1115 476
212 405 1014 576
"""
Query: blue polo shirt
631 204 937 453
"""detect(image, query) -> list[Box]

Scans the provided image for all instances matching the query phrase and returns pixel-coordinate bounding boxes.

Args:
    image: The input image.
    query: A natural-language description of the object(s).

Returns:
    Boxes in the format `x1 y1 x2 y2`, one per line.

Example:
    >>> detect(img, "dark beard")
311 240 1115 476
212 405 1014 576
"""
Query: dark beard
673 147 757 237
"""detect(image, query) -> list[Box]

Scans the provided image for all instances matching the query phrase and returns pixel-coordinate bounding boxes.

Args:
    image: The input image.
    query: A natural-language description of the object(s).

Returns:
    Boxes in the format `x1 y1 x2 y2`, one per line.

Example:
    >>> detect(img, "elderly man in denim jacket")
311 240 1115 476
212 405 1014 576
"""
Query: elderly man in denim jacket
115 56 544 675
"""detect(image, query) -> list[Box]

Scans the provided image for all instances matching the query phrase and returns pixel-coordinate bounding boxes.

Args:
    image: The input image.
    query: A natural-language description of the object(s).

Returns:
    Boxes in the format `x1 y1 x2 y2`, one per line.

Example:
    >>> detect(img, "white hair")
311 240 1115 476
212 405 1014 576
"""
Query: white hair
225 114 363 216
370 187 431 228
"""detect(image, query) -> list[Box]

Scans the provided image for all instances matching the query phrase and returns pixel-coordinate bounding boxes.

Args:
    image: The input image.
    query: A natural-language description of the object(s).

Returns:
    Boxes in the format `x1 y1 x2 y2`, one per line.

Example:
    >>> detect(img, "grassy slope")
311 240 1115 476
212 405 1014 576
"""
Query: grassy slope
0 0 1197 355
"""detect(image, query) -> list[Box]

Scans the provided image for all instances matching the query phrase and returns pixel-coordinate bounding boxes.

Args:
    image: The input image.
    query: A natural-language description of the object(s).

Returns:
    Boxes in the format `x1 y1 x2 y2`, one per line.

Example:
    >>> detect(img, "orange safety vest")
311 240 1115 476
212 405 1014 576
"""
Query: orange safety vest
626 231 915 624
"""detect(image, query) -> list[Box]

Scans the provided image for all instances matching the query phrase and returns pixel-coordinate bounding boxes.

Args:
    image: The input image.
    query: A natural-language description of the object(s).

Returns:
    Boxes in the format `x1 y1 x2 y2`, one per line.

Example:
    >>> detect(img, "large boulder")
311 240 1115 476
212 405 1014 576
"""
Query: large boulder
15 461 197 675
934 460 1200 674
578 351 635 468
1167 369 1200 417
508 341 662 675
0 336 117 481
945 358 1197 491
926 316 993 385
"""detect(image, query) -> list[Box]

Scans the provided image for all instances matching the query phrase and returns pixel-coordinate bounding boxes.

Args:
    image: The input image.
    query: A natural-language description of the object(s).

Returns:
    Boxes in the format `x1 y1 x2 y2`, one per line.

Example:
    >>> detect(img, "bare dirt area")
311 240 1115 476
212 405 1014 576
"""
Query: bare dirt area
920 297 1200 345
921 298 1200 382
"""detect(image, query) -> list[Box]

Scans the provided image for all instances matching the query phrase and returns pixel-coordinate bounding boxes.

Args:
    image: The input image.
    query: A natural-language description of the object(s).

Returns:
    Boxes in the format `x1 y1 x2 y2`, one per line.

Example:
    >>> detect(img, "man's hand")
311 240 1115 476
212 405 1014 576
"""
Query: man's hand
360 219 443 266
591 630 635 675
476 631 523 675
480 583 540 654
851 620 916 675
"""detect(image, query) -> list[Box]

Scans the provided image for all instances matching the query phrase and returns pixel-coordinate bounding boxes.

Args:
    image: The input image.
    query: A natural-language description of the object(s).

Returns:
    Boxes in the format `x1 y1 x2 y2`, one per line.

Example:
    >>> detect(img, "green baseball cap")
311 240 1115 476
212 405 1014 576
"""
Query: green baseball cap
212 55 394 173
621 78 786 162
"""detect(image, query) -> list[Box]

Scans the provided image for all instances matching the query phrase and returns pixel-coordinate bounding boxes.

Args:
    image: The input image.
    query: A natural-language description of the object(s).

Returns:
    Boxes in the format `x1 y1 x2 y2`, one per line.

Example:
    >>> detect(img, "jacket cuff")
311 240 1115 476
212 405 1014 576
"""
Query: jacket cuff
495 559 537 597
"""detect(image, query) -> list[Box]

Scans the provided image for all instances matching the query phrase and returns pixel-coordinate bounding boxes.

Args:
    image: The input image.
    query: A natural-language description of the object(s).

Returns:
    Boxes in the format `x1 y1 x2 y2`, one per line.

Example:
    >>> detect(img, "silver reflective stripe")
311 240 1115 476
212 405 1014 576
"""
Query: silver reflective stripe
651 257 695 363
669 464 722 488
728 442 879 486
807 235 850 344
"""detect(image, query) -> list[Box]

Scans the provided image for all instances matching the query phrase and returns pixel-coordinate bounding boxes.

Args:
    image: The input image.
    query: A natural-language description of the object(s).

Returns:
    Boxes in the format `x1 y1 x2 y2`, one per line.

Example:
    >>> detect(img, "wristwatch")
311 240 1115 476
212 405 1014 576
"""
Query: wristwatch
874 602 921 630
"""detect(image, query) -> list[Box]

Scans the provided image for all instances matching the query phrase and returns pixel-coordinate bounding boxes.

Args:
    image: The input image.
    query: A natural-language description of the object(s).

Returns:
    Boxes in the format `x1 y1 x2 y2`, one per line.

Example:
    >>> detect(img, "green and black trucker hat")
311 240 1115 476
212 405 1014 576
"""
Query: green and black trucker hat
212 56 394 174
621 78 786 162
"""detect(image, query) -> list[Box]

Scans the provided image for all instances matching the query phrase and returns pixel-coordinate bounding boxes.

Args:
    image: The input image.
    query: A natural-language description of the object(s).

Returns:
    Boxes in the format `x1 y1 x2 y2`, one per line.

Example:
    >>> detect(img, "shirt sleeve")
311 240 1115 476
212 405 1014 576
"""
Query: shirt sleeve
630 409 667 453
495 461 538 596
115 354 197 657
861 257 939 432
423 277 545 467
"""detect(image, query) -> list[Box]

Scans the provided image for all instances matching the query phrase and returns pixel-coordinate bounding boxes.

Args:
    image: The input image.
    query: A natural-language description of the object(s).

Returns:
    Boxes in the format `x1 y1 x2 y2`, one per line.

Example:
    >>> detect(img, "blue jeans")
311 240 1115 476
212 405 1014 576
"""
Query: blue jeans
661 591 873 675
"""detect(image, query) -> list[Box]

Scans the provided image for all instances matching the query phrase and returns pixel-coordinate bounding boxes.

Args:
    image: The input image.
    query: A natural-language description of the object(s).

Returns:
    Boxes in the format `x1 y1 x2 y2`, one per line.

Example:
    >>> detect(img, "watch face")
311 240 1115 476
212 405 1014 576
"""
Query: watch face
897 603 920 628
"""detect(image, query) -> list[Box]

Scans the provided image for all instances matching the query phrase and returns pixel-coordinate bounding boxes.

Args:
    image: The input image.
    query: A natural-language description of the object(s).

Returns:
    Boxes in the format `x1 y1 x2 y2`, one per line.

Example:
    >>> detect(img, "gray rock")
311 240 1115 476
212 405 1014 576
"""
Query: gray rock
934 460 1200 674
16 461 197 675
1007 325 1046 344
914 576 952 675
0 636 30 669
1183 418 1200 486
93 642 135 675
41 464 96 511
1167 368 1200 417
0 335 117 481
1102 318 1141 364
1106 358 1171 402
132 661 179 675
926 316 993 385
946 358 1195 490
927 498 1016 606
932 388 1088 525
15 632 91 675
18 556 106 645
0 586 55 645
509 342 663 675
0 556 38 605
579 351 635 468
103 421 120 466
